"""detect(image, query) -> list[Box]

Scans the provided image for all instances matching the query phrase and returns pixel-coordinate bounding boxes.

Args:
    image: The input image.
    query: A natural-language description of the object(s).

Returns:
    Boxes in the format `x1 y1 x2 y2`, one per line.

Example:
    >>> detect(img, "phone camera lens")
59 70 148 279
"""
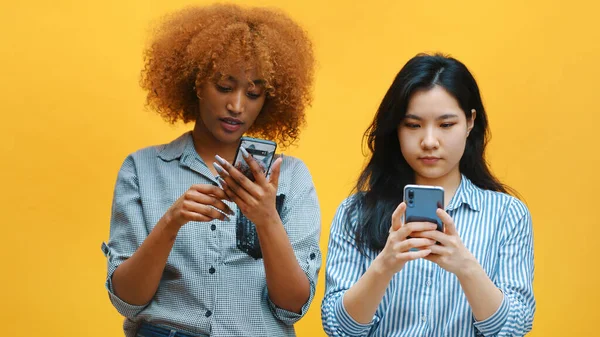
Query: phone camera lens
408 190 414 199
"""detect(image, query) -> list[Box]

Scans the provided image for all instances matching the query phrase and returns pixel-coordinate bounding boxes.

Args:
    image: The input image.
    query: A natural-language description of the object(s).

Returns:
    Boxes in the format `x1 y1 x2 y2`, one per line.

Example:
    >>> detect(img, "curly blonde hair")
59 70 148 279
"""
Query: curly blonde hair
140 3 315 147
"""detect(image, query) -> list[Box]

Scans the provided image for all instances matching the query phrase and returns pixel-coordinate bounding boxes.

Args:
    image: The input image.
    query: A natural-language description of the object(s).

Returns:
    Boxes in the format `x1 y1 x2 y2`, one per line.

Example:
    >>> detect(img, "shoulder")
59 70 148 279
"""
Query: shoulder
330 194 363 232
279 155 310 176
277 155 315 191
479 188 529 218
119 133 191 171
472 186 532 234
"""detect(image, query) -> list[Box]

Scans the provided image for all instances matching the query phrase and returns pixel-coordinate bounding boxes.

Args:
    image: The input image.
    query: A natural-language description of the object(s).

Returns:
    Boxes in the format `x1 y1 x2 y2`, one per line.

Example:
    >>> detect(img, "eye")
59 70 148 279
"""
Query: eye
215 84 232 92
246 92 262 99
440 123 455 128
404 122 421 129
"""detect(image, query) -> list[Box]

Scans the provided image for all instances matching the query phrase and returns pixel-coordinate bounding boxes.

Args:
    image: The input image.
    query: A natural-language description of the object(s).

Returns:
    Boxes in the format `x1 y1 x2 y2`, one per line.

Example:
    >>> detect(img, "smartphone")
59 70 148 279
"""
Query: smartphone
403 184 444 232
233 136 277 182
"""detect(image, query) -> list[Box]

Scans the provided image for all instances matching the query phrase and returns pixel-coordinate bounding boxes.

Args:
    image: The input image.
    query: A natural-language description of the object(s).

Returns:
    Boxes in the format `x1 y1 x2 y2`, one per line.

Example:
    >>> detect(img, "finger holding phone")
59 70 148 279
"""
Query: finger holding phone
373 202 437 277
212 136 282 227
164 184 235 229
404 185 478 276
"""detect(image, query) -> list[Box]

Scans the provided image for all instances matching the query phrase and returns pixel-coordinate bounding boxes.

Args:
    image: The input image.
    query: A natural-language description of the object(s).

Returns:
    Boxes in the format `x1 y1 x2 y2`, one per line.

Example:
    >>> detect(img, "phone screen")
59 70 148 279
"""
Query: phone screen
403 185 444 231
233 137 277 181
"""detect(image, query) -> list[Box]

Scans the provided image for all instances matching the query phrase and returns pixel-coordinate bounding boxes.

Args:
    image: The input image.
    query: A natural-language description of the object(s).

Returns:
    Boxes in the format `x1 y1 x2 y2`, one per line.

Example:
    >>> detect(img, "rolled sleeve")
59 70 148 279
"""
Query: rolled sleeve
267 158 322 324
322 198 378 337
333 294 380 336
267 243 321 324
475 199 535 336
472 291 510 335
101 155 150 318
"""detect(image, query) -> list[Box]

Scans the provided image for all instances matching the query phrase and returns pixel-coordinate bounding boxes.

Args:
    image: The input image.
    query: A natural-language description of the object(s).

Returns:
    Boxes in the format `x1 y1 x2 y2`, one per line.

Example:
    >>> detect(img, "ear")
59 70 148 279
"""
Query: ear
467 109 477 135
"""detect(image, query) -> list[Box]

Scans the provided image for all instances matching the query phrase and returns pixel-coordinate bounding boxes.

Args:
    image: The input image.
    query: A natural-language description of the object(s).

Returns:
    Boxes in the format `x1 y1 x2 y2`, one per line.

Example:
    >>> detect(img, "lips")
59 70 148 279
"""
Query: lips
419 156 441 164
219 117 243 132
220 117 243 125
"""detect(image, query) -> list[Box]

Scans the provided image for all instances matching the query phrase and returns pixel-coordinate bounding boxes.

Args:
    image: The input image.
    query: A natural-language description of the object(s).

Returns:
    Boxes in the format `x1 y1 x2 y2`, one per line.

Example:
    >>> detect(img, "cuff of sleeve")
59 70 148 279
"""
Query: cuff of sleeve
267 296 305 325
105 275 148 318
334 293 379 336
473 291 510 336
269 246 321 325
102 242 148 318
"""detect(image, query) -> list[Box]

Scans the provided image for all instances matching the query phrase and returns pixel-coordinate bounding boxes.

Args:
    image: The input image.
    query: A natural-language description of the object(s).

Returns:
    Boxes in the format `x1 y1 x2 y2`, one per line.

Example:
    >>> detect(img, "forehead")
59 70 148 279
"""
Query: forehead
406 85 463 118
213 67 264 84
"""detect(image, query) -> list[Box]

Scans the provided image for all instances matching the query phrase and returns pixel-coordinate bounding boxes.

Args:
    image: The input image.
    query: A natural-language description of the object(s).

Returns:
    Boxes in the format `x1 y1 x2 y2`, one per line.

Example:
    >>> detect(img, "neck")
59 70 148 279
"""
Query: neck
415 169 462 207
192 120 240 165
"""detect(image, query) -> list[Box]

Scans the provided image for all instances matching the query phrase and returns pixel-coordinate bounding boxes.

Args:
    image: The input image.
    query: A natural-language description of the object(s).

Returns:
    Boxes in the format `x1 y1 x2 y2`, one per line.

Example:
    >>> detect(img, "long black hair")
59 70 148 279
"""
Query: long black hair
351 53 515 253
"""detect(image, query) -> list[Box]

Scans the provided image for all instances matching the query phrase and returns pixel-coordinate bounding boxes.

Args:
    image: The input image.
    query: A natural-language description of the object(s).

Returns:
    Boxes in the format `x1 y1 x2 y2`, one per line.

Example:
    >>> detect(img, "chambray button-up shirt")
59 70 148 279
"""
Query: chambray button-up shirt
102 132 321 337
322 176 535 337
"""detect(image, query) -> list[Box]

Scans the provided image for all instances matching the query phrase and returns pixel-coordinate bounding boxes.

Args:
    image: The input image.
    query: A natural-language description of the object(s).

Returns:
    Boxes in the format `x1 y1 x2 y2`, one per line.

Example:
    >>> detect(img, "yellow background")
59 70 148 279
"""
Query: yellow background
1 0 598 335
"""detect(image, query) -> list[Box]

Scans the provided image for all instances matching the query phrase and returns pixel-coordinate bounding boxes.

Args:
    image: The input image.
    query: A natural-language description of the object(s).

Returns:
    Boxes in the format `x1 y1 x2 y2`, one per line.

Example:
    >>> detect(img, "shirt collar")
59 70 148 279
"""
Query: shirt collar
446 175 483 212
157 131 196 162
157 131 219 182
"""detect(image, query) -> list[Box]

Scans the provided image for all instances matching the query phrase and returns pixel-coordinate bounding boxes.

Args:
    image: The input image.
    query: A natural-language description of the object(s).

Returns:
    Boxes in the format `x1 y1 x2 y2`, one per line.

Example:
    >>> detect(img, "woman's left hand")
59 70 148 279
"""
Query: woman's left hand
411 209 478 276
213 152 282 227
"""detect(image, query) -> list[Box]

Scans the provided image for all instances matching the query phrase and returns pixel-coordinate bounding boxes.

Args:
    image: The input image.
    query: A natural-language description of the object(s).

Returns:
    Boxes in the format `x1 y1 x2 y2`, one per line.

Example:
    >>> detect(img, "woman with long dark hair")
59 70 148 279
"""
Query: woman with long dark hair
322 53 535 336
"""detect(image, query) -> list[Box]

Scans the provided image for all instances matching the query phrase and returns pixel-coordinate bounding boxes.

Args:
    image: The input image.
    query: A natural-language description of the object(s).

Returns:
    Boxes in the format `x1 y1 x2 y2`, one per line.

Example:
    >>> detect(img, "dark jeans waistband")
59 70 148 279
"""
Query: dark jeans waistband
137 322 208 337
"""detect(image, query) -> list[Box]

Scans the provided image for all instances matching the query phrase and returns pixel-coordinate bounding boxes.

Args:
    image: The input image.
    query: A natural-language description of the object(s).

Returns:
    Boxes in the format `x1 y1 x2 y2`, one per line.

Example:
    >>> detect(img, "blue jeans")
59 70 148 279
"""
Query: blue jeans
136 322 207 337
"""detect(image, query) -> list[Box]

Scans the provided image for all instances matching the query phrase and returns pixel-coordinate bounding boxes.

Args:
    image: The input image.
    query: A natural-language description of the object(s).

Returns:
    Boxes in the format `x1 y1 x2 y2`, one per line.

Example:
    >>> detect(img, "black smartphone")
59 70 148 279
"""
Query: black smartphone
233 136 277 182
403 184 445 232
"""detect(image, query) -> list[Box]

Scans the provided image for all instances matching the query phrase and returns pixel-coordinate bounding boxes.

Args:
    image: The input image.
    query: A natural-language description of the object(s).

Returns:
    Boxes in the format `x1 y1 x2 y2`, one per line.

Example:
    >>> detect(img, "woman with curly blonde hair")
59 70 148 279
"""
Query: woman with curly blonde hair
101 4 320 337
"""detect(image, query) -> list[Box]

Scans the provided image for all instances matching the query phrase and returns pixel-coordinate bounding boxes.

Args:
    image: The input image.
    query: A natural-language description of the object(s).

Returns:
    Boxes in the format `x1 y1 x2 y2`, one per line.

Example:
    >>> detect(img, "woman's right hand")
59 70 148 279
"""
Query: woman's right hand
373 202 437 277
163 184 234 230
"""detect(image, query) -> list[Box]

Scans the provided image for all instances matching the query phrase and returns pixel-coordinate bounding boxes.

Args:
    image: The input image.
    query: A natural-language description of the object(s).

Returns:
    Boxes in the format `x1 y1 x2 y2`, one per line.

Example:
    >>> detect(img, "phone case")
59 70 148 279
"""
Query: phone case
233 136 277 182
403 184 444 231
232 136 279 259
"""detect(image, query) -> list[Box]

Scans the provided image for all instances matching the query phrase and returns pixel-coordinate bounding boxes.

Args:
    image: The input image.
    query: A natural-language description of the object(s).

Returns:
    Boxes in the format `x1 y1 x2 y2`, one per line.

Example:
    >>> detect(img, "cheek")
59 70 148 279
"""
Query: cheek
199 95 220 113
398 131 417 157
249 100 266 118
445 133 468 158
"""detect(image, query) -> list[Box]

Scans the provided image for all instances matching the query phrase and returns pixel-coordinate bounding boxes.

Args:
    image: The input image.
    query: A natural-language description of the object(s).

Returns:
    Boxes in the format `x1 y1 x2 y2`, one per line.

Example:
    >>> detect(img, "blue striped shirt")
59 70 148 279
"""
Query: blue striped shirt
321 176 535 337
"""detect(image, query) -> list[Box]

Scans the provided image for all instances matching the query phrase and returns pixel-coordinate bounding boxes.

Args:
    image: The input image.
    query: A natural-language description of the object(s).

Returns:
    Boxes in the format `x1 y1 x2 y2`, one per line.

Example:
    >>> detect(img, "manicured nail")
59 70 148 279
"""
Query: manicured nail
215 155 227 165
213 162 224 174
240 147 250 158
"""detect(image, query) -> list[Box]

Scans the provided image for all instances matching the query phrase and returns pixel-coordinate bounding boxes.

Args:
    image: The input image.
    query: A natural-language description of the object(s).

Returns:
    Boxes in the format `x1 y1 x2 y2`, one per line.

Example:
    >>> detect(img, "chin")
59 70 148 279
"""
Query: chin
414 168 448 182
213 131 242 144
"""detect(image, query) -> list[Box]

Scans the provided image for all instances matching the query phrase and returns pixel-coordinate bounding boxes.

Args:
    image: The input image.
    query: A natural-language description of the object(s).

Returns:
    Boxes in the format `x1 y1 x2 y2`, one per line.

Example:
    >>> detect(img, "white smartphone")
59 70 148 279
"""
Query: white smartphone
403 184 445 232
233 136 277 181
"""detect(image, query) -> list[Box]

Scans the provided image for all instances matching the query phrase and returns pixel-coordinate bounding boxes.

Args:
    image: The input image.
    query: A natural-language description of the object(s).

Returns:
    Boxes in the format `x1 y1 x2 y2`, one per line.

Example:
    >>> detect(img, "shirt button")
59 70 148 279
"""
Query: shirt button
205 310 212 317
426 279 432 286
209 267 216 274
421 315 427 322
310 253 316 260
210 224 216 231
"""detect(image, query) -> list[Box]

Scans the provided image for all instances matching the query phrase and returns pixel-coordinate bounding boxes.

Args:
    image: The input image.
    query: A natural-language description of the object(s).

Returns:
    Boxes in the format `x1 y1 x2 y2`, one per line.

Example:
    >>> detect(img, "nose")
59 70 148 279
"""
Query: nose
226 90 246 115
421 126 439 150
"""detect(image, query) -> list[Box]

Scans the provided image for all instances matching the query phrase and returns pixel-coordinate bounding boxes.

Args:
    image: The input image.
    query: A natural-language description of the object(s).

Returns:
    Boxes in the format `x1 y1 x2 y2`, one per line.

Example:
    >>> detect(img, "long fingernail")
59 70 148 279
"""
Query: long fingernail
240 147 250 158
215 155 227 165
213 162 224 173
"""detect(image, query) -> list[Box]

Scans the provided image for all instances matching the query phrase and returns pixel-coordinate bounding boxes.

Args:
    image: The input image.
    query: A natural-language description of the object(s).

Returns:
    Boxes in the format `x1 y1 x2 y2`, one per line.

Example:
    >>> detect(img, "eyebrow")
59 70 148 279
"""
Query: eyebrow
404 113 459 121
225 76 265 86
